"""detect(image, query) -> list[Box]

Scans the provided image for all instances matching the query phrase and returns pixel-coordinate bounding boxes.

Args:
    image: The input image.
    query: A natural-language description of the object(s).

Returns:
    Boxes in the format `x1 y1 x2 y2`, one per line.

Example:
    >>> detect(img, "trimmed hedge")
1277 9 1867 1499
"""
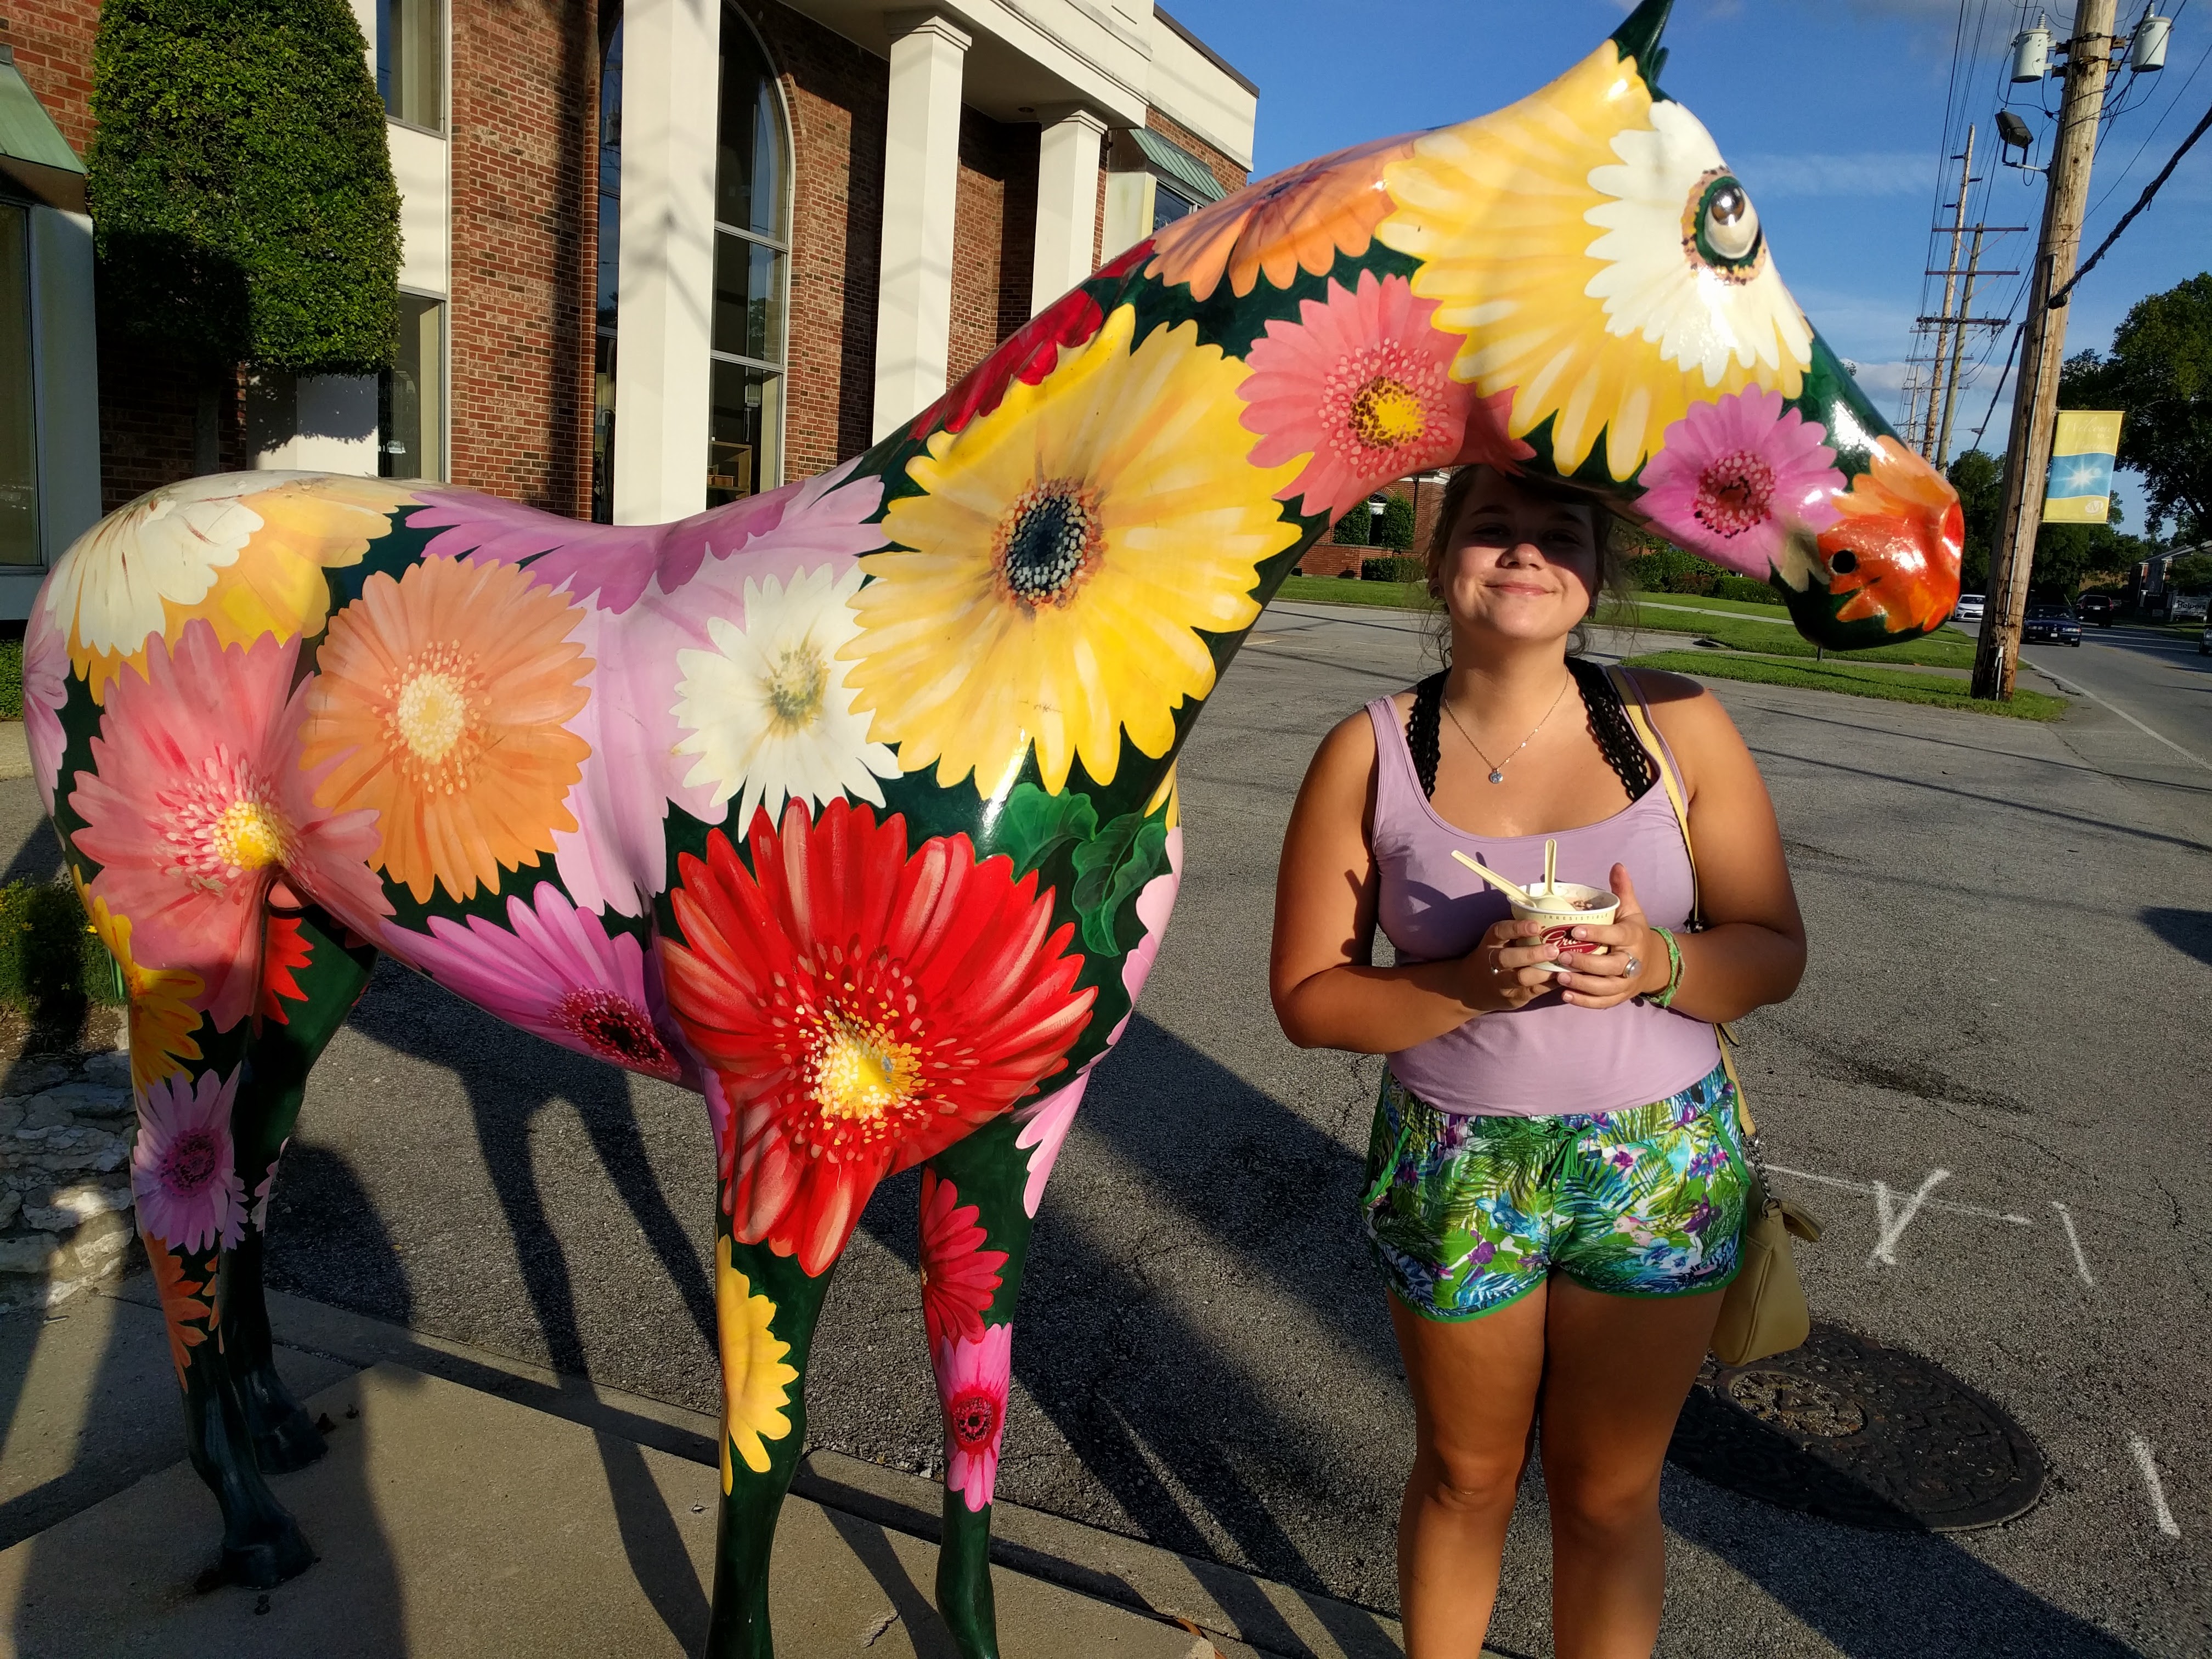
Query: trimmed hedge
0 881 125 1027
1362 555 1425 583
0 639 20 720
1330 507 1370 546
1627 543 1783 606
89 0 401 373
1375 493 1417 551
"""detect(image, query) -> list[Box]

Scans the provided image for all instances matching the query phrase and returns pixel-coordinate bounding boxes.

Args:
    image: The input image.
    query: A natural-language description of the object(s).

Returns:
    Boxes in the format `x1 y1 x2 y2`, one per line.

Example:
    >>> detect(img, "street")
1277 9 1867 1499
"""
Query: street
8 601 2209 1656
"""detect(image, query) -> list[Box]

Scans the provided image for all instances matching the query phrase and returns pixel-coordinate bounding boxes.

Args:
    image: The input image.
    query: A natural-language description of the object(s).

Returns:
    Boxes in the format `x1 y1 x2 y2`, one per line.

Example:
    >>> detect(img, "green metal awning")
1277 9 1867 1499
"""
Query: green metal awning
0 44 87 213
1128 126 1224 206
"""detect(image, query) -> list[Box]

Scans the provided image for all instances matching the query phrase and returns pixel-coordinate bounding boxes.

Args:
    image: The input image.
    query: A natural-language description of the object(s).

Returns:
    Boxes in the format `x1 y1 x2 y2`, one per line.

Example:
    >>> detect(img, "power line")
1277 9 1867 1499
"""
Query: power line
2052 96 2212 305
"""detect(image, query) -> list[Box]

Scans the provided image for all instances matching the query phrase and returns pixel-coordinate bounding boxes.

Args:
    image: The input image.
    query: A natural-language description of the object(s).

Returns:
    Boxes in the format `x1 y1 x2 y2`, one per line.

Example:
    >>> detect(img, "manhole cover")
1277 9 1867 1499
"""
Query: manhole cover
1668 1323 2045 1531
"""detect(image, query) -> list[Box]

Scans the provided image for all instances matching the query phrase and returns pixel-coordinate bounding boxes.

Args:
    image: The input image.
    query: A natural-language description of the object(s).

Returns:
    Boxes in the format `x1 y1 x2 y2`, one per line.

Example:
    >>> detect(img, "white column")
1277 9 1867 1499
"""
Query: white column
612 0 720 523
872 13 969 442
1030 106 1107 315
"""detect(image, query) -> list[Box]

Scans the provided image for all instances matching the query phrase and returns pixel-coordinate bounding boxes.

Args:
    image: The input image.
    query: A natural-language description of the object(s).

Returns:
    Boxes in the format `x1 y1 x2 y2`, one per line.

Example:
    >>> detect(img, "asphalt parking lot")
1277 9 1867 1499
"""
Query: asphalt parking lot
23 599 2209 1657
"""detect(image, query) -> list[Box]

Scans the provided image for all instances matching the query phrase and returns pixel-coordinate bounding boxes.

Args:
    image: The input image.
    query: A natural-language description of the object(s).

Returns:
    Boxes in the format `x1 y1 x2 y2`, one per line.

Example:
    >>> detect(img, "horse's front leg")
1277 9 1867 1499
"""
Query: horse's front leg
706 1223 836 1658
919 1113 1045 1659
222 907 379 1471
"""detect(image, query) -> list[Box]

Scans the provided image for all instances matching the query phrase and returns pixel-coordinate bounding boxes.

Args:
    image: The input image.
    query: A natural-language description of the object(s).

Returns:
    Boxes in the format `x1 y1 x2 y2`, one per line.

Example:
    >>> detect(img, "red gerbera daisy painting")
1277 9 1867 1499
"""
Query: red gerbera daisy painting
919 1171 1008 1350
663 798 1095 1277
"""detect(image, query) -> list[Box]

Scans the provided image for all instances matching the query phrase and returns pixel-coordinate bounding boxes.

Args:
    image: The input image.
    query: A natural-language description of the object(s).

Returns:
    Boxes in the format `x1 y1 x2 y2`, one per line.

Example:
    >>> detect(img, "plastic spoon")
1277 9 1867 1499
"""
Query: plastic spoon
1450 848 1535 908
1543 837 1558 896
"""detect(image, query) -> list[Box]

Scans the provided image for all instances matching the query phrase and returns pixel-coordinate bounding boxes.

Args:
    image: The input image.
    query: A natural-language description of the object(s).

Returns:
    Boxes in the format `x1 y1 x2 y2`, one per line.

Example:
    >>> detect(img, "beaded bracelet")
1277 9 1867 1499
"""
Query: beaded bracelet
1648 925 1684 1007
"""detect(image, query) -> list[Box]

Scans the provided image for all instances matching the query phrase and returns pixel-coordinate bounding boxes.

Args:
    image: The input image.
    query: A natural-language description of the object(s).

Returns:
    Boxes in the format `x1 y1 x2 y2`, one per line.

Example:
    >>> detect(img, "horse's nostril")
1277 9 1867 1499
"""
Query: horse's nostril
1829 549 1859 575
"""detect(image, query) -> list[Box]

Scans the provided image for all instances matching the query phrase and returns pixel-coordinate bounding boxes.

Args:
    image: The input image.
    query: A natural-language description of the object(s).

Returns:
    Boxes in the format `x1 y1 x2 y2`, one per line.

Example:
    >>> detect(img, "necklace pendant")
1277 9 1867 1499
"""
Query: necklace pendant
1488 769 1505 785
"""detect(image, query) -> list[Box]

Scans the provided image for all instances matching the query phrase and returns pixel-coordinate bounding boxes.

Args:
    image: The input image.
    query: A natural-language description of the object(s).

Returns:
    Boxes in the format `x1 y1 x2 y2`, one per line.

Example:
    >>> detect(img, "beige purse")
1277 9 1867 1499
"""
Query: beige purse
1606 668 1821 1366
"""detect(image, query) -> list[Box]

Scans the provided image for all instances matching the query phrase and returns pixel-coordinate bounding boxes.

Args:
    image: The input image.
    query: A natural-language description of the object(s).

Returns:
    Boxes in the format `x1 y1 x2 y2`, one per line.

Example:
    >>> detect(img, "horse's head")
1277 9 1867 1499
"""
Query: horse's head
911 0 1957 673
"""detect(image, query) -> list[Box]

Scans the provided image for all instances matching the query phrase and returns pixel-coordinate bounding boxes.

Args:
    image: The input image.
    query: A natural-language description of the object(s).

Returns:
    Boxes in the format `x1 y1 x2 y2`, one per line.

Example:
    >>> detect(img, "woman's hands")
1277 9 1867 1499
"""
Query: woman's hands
1457 918 1567 1011
1550 864 1667 1010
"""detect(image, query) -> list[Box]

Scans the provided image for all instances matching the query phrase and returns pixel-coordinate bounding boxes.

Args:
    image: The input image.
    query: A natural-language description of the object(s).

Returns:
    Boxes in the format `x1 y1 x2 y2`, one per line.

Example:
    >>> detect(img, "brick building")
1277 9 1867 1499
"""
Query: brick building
0 0 1257 618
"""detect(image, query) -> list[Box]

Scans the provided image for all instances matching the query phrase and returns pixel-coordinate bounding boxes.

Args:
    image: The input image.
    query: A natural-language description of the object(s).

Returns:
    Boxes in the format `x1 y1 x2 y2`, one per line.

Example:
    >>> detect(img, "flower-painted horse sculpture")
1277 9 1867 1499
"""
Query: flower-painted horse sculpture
32 3 1957 1652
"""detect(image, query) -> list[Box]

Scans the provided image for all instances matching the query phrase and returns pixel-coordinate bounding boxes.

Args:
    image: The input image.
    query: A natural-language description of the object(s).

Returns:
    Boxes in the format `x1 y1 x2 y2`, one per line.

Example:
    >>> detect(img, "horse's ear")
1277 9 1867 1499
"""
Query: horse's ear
1610 0 1674 97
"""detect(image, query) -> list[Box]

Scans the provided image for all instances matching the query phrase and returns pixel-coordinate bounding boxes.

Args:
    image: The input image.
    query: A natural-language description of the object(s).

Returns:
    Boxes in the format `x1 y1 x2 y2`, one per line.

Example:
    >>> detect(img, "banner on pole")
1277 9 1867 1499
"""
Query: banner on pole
2042 410 2124 523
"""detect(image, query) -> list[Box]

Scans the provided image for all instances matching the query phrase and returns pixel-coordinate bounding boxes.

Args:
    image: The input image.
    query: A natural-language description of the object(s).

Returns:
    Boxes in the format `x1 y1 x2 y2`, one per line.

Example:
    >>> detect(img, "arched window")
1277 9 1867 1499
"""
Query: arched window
707 11 789 506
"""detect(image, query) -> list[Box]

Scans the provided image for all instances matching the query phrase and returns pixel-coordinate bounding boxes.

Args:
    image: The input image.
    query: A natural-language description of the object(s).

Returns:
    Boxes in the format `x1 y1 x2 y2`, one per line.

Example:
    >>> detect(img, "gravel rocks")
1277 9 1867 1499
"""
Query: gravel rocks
0 1048 140 1313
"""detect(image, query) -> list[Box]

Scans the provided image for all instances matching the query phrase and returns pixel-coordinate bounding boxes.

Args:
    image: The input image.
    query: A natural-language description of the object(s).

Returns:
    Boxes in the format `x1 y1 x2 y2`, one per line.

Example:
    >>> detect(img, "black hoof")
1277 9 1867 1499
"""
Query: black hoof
214 1522 315 1590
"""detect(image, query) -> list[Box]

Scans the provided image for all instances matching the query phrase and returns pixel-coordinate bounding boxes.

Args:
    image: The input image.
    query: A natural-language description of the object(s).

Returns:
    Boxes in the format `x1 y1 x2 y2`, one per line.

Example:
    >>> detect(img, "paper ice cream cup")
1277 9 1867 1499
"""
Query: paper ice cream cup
1509 883 1619 973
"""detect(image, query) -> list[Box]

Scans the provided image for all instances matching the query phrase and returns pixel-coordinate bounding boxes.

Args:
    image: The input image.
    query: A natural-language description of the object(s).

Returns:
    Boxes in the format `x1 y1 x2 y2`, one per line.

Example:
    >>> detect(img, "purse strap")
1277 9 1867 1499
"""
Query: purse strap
1602 665 1759 1142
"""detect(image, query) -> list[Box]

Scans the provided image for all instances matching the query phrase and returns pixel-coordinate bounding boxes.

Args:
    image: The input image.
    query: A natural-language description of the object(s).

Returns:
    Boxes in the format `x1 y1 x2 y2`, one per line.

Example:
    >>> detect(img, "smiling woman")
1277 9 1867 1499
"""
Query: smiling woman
1272 461 1808 1658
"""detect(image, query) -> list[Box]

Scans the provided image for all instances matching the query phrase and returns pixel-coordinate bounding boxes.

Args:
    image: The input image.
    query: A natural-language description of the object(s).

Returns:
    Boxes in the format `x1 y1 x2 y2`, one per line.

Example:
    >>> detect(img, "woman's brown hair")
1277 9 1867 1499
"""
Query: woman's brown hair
1420 465 1635 662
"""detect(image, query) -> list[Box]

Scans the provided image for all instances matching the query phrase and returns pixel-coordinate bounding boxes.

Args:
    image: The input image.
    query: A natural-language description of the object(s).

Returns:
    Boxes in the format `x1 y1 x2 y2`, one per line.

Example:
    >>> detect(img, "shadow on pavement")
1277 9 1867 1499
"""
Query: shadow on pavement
2141 907 2212 970
1662 1472 2149 1658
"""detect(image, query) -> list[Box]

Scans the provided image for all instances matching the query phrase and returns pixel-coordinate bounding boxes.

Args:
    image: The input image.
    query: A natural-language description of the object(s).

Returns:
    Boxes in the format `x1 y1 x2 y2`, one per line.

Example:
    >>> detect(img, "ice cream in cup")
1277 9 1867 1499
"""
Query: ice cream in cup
1509 882 1620 974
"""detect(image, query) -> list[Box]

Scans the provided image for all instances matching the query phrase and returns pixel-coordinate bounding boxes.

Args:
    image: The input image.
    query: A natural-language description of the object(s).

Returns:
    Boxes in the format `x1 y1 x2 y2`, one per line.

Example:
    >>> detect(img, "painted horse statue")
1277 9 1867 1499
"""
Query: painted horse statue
32 3 1957 1652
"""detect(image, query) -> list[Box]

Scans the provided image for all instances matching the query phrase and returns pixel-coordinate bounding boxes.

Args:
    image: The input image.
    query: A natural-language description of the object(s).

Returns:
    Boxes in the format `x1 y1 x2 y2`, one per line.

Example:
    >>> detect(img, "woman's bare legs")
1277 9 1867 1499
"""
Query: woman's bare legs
1539 1279 1726 1659
1388 1287 1547 1658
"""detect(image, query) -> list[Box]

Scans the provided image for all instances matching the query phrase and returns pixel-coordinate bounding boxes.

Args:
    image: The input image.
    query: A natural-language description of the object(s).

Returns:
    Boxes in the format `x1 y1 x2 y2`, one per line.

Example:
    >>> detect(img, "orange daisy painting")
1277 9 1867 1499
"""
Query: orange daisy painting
301 555 594 904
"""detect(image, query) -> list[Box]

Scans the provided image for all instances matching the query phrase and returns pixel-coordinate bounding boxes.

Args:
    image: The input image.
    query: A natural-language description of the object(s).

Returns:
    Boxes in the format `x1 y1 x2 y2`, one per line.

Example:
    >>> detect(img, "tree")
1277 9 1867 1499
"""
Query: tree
89 0 401 377
1376 492 1417 551
1330 505 1369 545
2169 553 2212 595
2060 273 2212 545
1946 449 2005 590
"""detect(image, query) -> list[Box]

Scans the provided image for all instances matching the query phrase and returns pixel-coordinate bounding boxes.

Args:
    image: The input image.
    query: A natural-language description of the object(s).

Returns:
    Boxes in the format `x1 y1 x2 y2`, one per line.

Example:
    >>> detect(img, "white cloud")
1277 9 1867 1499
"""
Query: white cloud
1733 152 1935 199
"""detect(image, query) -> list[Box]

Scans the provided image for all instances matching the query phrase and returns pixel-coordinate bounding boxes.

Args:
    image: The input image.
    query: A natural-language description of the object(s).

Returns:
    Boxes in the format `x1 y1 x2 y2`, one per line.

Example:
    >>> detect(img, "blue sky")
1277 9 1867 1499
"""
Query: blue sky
1169 0 2211 529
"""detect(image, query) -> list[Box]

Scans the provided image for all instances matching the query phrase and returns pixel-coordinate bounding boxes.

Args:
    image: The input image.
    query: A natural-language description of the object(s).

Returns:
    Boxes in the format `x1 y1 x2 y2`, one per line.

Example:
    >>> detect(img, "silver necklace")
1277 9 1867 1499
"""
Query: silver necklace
1441 675 1573 785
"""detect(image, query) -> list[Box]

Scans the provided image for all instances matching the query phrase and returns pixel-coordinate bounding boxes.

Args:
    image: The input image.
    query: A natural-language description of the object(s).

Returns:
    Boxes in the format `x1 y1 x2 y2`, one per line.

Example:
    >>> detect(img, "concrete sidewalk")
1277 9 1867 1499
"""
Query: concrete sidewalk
0 1280 1418 1658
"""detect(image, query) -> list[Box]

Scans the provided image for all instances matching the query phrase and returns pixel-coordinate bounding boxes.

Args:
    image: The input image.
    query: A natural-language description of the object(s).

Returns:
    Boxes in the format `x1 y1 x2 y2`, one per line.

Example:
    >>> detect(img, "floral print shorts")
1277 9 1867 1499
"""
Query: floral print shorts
1360 1062 1751 1322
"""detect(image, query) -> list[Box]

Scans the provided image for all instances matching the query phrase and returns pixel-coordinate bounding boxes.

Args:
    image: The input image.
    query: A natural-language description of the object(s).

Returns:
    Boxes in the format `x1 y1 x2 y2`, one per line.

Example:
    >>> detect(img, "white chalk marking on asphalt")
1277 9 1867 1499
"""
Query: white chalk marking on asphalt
2026 656 2212 774
2129 1433 2183 1538
2051 1200 2095 1286
1767 1164 2032 1226
1869 1170 1953 1266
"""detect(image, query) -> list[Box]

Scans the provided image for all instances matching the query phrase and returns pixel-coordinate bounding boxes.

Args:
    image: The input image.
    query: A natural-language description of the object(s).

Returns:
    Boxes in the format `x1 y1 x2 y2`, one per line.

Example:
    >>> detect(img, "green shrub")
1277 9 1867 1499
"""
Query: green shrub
1363 555 1425 583
0 637 20 720
2170 554 2212 596
89 0 401 374
1375 493 1417 551
1711 574 1785 605
0 880 125 1028
1330 506 1369 546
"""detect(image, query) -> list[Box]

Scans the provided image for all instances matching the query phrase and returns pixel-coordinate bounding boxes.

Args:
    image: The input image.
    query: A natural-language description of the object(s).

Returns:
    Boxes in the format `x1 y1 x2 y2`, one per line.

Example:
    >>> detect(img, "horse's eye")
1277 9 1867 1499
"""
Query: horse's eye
1701 180 1760 264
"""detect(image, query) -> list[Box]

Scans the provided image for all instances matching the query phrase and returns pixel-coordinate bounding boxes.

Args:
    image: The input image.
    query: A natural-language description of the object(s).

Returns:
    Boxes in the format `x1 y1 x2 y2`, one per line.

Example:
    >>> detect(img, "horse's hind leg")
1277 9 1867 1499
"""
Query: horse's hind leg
919 1114 1039 1659
224 906 378 1470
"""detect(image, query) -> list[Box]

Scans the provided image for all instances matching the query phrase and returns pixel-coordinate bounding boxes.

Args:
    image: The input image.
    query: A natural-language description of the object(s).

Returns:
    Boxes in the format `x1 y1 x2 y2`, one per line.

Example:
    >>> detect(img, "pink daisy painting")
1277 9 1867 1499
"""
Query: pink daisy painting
919 1171 1008 1350
1240 271 1481 521
23 600 69 811
1636 389 1846 578
382 882 690 1082
934 1320 1013 1513
132 1065 247 1254
1014 828 1183 1216
69 622 390 1031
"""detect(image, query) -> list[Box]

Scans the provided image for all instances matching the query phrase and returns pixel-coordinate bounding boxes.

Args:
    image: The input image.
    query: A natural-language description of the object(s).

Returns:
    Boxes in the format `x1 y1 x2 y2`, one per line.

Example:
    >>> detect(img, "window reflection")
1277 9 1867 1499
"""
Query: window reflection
706 10 788 505
378 295 445 481
377 0 443 131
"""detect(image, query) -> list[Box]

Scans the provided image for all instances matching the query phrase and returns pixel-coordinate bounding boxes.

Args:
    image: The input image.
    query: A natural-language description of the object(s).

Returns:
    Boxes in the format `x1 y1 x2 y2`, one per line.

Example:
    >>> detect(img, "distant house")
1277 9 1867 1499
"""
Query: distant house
0 0 1257 619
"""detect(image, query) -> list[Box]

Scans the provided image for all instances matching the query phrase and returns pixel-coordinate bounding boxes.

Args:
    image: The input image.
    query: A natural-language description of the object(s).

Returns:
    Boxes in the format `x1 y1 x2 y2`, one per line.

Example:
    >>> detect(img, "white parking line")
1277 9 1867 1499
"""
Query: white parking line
2051 1201 2095 1287
2129 1433 2183 1538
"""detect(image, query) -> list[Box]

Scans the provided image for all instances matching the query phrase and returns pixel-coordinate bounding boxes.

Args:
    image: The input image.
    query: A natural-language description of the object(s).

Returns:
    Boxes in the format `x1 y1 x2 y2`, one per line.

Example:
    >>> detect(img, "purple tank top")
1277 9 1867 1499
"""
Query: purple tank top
1364 691 1719 1118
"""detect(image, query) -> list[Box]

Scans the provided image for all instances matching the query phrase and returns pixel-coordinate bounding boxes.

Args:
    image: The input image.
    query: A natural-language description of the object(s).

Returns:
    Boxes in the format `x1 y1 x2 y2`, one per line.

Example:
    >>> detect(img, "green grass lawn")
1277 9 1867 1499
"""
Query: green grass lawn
1627 650 2068 720
1276 575 1432 608
1600 604 1978 669
1611 591 1789 619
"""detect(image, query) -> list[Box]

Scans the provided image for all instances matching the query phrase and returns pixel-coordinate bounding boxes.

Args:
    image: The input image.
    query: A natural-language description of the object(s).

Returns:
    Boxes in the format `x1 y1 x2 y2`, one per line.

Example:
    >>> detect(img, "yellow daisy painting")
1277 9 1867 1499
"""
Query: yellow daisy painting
1378 38 1812 480
843 304 1301 796
716 1237 800 1489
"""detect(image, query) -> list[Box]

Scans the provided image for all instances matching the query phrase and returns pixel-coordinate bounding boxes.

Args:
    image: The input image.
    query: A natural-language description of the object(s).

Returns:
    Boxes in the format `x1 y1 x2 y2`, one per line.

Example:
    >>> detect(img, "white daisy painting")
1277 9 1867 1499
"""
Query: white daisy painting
672 564 898 828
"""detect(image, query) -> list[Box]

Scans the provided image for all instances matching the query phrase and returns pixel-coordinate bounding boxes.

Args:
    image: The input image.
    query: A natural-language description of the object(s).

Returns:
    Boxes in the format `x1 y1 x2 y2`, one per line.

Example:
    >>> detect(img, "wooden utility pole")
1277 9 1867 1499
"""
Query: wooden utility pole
1922 127 1977 459
1973 0 2118 700
1935 227 1988 467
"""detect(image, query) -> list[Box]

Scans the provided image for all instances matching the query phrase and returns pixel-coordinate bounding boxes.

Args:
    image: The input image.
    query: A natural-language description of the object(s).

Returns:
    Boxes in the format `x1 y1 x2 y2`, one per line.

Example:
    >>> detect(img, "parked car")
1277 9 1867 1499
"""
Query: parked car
2077 592 2117 625
2023 601 2083 646
1953 592 1987 623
